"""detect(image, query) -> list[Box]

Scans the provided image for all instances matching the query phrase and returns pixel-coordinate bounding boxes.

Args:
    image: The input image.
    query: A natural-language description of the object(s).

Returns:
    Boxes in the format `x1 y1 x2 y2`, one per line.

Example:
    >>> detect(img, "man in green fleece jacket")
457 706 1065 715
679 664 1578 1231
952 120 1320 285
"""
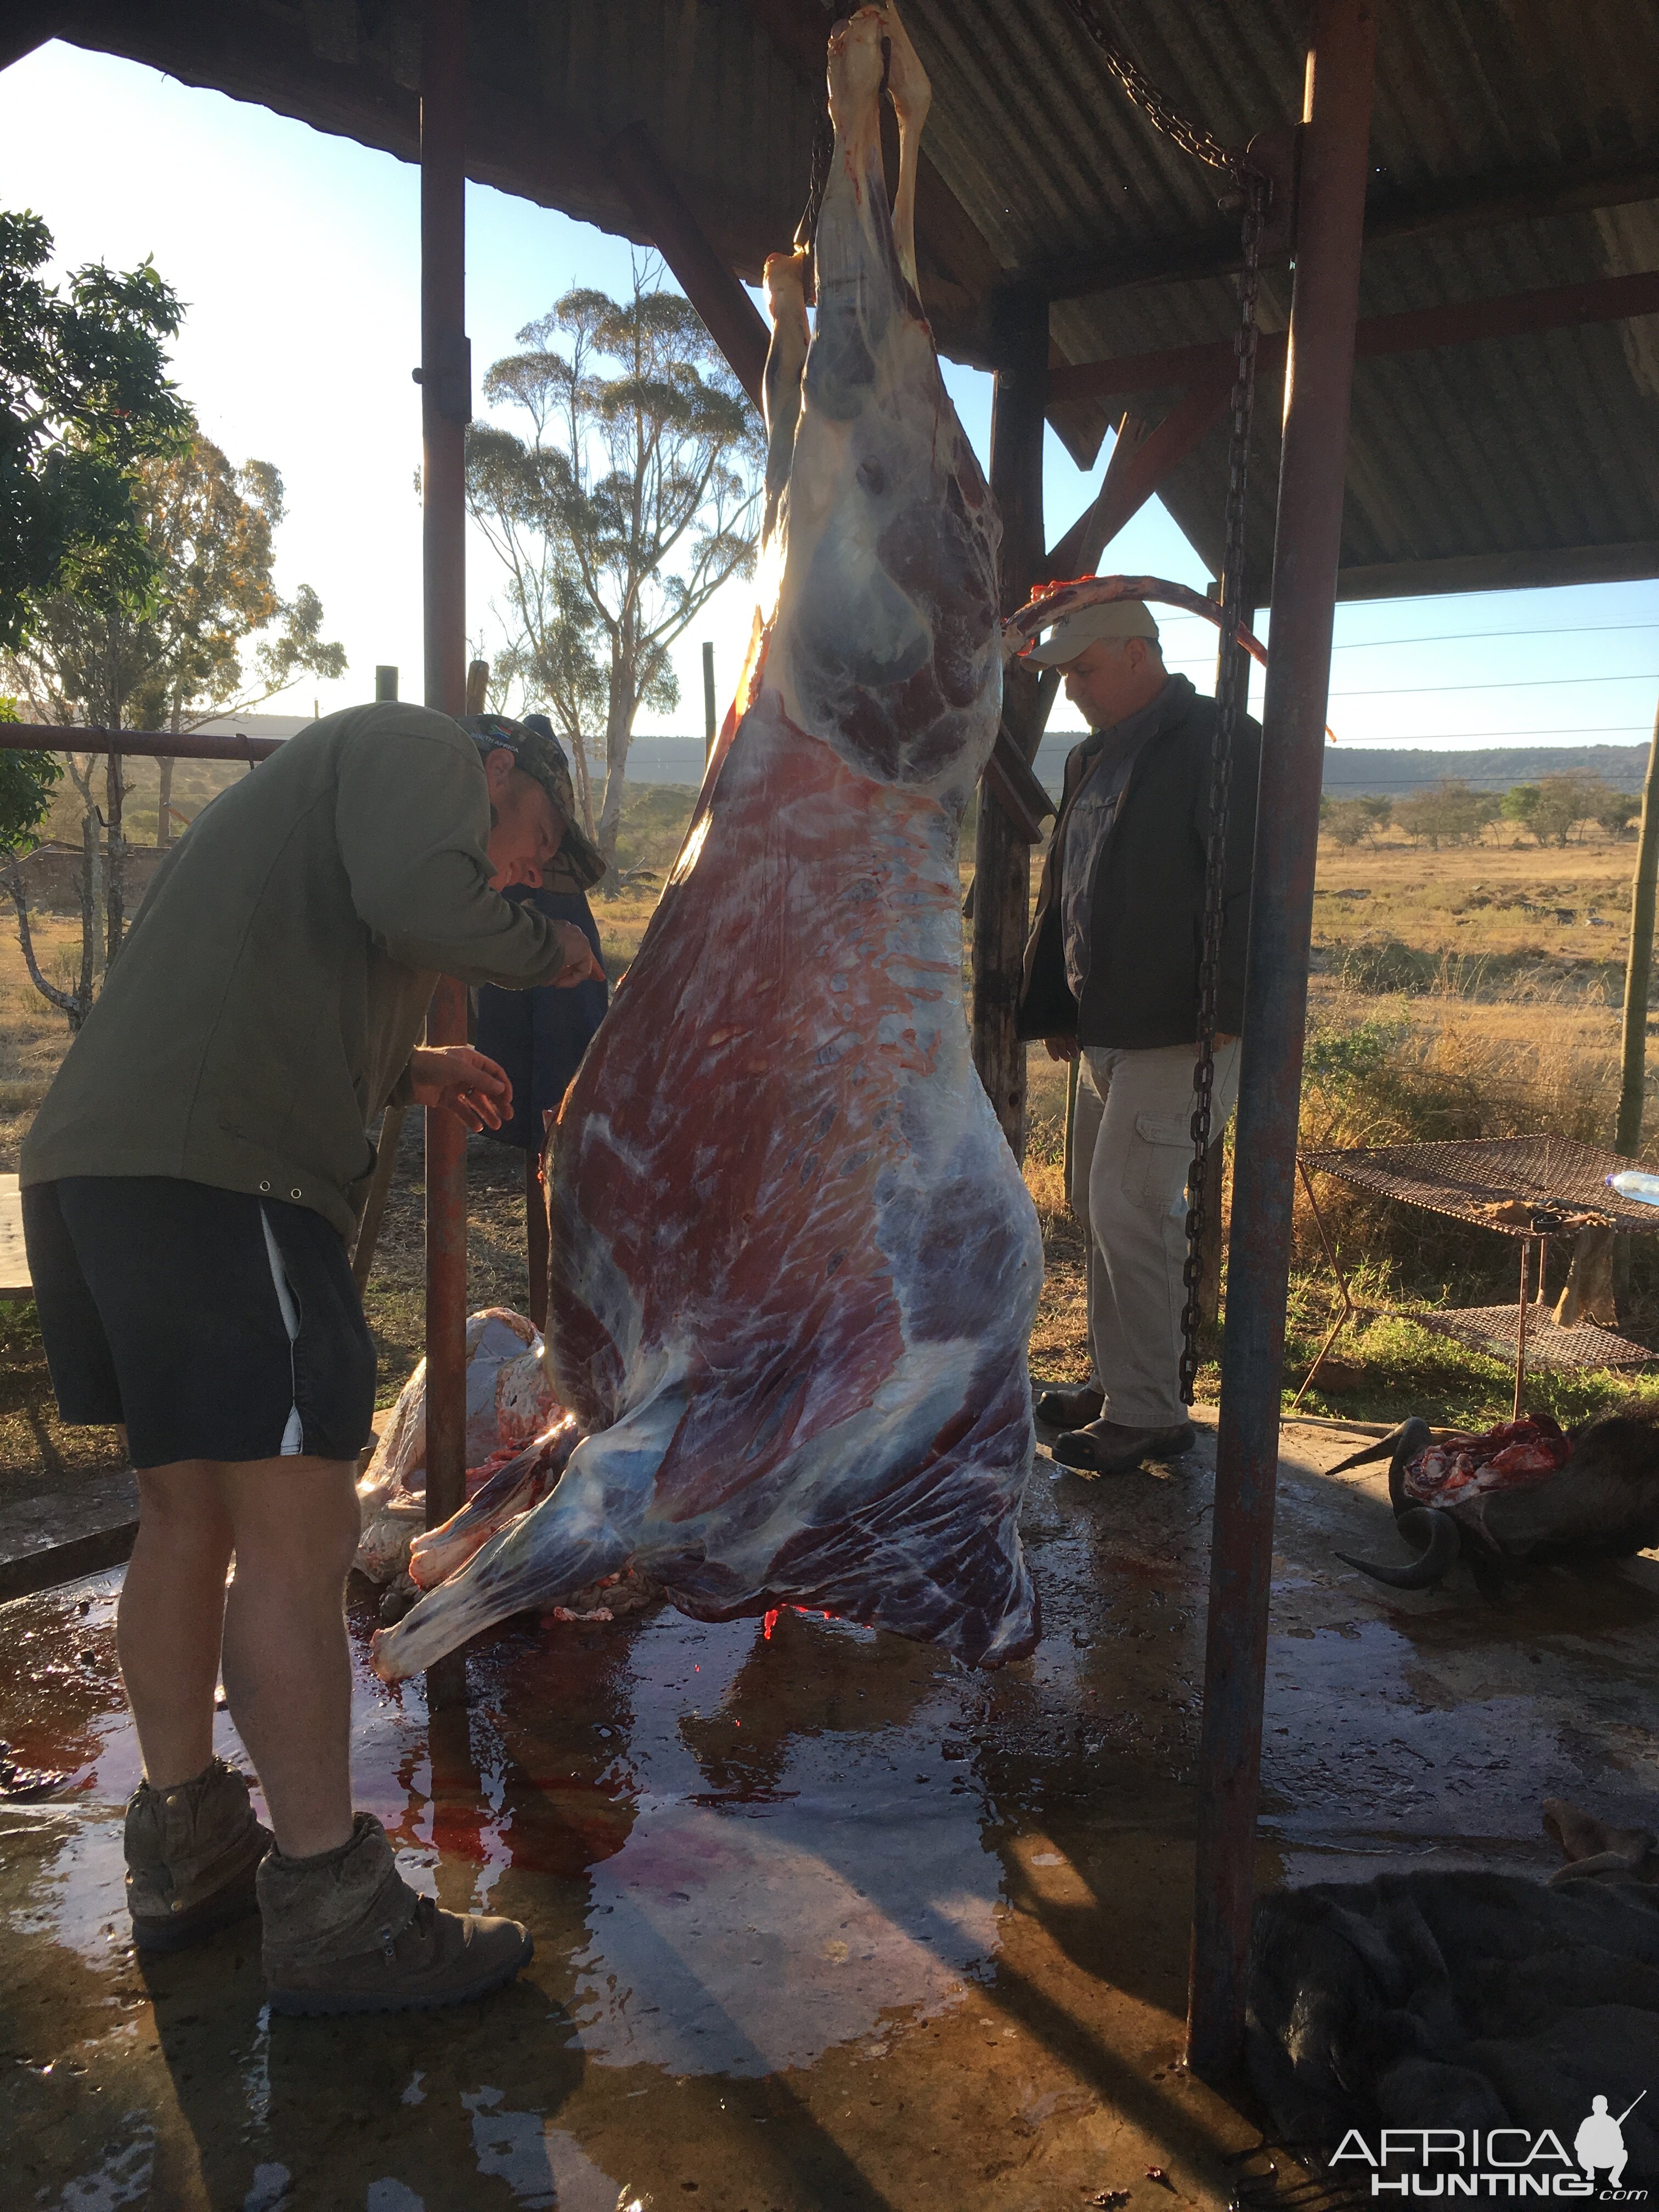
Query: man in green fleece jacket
20 700 604 2015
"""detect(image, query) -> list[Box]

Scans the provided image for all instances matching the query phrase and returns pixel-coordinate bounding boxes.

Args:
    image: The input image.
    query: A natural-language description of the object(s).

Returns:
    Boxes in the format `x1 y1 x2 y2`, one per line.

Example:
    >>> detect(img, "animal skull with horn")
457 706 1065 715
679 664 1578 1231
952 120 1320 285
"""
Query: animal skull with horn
1332 1409 1659 1595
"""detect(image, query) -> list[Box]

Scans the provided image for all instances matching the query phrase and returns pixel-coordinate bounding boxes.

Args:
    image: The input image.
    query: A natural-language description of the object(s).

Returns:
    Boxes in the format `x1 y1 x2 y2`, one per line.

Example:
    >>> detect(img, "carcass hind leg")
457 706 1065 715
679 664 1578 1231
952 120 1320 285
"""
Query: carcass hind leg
826 8 887 153
761 249 810 548
881 2 932 291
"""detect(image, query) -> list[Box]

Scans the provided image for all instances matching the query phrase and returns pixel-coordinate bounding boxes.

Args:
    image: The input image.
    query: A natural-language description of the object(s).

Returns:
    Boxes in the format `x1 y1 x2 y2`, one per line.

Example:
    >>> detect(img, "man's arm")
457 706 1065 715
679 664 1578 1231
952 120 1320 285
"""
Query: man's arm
335 723 569 986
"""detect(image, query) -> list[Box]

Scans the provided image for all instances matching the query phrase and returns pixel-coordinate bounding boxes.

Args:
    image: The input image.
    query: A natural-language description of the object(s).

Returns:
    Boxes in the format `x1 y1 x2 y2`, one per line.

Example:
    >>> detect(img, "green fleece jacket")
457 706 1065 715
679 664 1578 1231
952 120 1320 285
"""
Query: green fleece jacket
21 703 571 1238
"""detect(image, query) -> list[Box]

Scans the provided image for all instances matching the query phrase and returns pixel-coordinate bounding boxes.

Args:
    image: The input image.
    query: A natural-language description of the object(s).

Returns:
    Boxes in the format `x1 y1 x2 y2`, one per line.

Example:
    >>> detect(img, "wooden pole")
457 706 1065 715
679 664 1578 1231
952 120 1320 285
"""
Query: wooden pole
971 290 1047 1158
375 665 399 701
104 739 125 962
1616 694 1659 1158
352 1107 407 1294
421 0 471 1711
524 1147 550 1334
466 658 489 715
702 641 718 765
1187 0 1376 2083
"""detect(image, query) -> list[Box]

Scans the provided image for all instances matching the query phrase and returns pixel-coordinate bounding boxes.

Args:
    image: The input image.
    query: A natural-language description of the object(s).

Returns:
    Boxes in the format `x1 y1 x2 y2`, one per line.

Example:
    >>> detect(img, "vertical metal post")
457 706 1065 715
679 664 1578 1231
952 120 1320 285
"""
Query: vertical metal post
972 288 1048 1159
421 0 471 1710
1187 0 1376 2081
376 665 399 701
702 641 718 764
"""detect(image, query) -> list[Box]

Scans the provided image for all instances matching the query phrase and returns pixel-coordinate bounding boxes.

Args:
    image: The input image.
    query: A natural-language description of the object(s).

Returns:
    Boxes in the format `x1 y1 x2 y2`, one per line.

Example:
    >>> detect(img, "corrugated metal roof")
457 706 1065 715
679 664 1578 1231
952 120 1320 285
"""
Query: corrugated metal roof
64 0 1659 599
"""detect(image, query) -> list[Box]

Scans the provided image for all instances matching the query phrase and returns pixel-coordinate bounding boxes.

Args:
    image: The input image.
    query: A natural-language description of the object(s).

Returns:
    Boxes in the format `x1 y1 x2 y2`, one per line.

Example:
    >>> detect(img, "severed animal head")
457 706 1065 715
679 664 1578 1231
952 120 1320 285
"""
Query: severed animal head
1331 1409 1659 1593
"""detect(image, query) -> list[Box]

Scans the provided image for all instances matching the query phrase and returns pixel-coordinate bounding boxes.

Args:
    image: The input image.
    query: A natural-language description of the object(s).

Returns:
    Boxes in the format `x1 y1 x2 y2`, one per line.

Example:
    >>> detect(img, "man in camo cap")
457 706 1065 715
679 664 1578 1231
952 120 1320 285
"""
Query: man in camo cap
462 712 607 891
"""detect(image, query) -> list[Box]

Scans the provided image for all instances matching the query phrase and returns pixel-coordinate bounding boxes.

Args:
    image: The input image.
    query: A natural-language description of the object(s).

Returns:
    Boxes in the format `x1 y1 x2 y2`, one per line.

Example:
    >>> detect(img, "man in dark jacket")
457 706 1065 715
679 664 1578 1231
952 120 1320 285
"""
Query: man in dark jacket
1016 599 1260 1475
470 715 610 1316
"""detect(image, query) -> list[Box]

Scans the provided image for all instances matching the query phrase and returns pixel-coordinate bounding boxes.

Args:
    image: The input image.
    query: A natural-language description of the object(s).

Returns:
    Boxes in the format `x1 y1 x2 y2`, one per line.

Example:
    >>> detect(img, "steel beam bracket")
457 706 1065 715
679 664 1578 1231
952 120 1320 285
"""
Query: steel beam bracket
1244 123 1302 259
414 332 472 421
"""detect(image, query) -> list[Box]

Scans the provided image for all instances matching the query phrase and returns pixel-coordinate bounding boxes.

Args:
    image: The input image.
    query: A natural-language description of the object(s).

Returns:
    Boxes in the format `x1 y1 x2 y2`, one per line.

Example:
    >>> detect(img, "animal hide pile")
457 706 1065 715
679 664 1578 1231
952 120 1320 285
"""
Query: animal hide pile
1248 1802 1659 2179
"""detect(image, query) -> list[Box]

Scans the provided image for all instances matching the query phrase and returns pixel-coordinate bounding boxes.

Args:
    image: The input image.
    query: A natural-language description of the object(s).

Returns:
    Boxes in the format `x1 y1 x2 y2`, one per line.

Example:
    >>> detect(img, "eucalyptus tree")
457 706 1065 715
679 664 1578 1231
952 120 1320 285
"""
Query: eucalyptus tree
467 263 763 871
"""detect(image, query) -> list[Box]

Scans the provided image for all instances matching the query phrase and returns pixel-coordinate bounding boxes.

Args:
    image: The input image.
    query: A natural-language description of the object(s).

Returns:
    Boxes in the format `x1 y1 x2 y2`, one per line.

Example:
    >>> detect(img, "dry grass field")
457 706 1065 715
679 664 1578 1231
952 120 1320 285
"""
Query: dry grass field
4 789 1658 1494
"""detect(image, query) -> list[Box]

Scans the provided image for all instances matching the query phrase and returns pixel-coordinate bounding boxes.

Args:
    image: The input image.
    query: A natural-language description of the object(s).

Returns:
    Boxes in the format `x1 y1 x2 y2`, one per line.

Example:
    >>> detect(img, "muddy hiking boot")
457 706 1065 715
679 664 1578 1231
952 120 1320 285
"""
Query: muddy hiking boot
124 1755 272 1953
258 1813 532 2017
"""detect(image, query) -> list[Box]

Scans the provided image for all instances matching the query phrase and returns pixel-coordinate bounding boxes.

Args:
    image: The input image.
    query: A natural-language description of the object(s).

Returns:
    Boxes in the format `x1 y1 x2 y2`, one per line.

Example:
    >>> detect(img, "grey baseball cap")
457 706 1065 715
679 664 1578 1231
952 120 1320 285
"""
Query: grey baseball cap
1024 598 1160 665
461 712 606 890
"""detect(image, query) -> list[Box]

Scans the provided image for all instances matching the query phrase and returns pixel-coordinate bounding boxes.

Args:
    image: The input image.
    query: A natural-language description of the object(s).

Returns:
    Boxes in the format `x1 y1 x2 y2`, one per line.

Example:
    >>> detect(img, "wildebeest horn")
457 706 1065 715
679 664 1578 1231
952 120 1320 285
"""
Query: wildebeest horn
1335 1505 1460 1590
1328 1418 1434 1511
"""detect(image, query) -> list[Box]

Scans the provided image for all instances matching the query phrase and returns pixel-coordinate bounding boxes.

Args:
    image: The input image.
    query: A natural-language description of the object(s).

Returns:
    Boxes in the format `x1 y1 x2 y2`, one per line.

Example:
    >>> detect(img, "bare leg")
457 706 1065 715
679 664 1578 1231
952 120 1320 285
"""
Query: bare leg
116 1463 234 1790
219 1457 362 1858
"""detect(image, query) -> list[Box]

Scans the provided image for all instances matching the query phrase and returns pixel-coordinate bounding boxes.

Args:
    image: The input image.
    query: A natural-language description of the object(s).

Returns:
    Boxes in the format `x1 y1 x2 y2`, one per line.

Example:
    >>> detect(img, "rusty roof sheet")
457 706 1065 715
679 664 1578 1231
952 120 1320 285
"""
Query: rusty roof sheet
58 0 1659 600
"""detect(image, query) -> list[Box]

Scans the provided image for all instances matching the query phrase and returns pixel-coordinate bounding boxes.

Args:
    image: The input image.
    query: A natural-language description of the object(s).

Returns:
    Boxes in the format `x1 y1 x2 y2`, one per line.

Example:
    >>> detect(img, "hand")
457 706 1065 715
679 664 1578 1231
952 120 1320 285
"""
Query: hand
550 921 605 990
1044 1036 1081 1063
409 1045 514 1132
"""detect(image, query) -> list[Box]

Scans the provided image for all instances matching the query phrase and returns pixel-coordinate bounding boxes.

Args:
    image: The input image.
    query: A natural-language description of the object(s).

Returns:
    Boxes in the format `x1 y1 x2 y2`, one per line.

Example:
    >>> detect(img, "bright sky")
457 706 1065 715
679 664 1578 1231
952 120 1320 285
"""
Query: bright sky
3 38 1655 751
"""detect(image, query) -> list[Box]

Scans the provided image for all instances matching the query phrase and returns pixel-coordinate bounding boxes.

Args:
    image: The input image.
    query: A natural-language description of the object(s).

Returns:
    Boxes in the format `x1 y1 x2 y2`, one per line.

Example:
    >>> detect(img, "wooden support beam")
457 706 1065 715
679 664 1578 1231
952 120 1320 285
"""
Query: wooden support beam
970 294 1048 1158
1029 151 1659 307
421 0 471 1712
1052 267 1659 408
606 121 771 411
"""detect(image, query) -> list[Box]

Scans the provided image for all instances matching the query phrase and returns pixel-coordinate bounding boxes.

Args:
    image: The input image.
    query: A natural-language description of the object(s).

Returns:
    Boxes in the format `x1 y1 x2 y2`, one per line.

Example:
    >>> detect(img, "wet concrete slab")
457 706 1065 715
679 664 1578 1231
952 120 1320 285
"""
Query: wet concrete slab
2 1415 1655 2210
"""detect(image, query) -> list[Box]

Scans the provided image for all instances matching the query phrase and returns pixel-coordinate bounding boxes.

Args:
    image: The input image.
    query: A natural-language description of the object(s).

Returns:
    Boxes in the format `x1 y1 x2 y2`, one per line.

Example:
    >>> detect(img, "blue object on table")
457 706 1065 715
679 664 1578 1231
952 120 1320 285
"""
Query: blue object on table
475 884 608 1149
1607 1169 1659 1206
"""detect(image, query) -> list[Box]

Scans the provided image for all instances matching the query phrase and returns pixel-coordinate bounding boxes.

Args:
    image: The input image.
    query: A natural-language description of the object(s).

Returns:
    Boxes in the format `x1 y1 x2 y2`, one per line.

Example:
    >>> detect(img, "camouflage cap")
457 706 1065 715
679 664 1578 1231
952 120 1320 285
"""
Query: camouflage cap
461 712 606 890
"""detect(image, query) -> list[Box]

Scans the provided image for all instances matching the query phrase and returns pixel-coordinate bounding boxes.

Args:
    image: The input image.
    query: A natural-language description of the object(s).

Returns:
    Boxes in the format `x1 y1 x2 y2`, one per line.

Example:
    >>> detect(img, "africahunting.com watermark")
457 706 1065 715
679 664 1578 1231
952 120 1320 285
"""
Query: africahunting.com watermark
1331 2094 1650 2197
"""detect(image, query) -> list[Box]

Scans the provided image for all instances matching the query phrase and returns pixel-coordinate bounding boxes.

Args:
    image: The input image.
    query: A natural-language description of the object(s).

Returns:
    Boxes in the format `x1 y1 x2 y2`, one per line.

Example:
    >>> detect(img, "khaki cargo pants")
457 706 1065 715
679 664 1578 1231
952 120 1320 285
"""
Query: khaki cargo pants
1070 1039 1241 1430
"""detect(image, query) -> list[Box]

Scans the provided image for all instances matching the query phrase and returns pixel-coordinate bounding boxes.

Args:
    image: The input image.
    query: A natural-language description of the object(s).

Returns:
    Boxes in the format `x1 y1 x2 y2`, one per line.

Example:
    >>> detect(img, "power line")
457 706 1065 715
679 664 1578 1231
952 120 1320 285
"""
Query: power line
1158 665 1659 696
1153 618 1659 648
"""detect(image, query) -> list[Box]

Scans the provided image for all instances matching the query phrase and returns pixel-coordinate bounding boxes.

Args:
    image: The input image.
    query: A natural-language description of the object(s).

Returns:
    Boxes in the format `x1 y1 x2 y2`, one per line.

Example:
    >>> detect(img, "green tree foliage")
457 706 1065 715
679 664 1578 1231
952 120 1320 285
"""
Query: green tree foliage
1515 775 1630 848
1500 783 1542 833
1392 779 1499 849
1320 793 1392 847
466 261 764 872
0 208 190 650
12 435 343 734
0 692 60 856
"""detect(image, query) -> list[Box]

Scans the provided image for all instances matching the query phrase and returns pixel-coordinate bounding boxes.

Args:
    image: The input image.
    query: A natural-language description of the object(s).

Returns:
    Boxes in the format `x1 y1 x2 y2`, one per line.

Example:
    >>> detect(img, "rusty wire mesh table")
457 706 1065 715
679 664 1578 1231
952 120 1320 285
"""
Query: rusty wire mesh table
1295 1135 1659 1414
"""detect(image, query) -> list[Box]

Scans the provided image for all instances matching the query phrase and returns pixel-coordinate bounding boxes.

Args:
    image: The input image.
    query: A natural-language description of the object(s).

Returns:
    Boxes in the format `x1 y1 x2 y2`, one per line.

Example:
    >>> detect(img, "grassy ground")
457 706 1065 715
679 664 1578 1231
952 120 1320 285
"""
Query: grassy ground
4 799 1658 1491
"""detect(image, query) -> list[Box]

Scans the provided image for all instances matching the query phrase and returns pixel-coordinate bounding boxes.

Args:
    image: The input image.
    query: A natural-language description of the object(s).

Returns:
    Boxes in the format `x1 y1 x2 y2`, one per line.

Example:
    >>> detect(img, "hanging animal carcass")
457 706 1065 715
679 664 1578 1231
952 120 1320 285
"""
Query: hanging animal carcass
1333 1410 1659 1593
373 4 1042 1681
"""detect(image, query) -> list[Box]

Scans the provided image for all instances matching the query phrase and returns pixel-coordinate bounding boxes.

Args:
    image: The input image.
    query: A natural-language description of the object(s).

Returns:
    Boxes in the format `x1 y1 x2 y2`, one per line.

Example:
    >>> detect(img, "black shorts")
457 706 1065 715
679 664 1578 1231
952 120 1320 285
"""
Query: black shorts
22 1176 377 1469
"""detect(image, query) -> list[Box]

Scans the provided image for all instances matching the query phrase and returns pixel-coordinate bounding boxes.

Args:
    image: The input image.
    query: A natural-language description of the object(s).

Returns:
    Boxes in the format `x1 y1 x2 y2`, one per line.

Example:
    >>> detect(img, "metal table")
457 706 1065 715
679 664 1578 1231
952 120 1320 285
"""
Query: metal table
1295 1135 1658 1414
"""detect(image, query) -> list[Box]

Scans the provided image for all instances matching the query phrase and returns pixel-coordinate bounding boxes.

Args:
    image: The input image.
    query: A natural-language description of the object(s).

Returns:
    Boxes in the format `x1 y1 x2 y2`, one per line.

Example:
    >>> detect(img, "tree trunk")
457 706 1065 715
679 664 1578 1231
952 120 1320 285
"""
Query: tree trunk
568 729 597 840
105 738 126 963
596 673 639 868
159 693 180 849
69 756 107 984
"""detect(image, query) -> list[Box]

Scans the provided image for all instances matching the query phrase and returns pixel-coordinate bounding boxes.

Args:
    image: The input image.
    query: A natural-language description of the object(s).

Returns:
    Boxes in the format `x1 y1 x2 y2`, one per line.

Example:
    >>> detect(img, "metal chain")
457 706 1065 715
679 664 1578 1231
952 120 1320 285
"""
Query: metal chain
1178 177 1268 1403
1059 1 1269 1401
1066 0 1257 178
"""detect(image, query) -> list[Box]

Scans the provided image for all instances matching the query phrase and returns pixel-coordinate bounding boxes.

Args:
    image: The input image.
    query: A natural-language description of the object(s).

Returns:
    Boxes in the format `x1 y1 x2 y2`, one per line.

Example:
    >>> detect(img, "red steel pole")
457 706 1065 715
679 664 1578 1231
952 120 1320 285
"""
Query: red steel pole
421 0 471 1709
1186 0 1376 2080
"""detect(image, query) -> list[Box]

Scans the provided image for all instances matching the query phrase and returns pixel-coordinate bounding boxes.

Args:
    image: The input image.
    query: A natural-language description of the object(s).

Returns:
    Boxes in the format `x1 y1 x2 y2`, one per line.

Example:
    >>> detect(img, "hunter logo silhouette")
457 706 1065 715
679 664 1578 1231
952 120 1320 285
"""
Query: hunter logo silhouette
1576 2092 1645 2191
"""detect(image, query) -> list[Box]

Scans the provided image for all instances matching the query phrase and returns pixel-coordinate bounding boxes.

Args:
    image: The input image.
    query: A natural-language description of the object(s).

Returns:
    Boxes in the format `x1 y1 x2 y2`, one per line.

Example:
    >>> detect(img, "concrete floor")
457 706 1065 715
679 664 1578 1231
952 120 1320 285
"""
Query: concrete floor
3 1417 1657 2211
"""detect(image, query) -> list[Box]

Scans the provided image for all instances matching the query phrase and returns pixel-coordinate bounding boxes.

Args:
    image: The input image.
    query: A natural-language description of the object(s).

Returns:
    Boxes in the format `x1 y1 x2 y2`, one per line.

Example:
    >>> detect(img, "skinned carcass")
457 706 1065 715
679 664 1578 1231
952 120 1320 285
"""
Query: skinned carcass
1333 1410 1659 1594
354 1308 564 1586
373 4 1041 1681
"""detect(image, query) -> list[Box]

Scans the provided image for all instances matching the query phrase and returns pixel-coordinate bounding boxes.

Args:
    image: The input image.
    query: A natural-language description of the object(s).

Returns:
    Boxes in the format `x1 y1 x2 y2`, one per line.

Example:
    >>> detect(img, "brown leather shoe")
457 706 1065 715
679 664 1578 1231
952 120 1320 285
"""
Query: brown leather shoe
259 1813 531 2017
125 1756 272 1952
1033 1383 1104 1430
1051 1418 1196 1475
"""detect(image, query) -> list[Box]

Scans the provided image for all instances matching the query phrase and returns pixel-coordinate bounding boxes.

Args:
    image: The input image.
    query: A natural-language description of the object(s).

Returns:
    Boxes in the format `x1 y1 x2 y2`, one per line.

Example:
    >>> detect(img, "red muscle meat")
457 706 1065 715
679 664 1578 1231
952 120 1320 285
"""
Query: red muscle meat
374 4 1043 1680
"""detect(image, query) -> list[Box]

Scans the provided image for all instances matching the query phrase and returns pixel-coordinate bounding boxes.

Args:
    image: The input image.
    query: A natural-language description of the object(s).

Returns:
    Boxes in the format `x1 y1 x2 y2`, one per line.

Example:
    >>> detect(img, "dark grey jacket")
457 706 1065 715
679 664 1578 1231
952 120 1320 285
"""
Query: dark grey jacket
1016 676 1261 1050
